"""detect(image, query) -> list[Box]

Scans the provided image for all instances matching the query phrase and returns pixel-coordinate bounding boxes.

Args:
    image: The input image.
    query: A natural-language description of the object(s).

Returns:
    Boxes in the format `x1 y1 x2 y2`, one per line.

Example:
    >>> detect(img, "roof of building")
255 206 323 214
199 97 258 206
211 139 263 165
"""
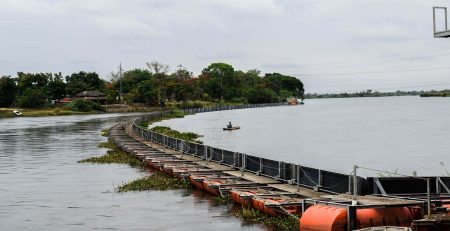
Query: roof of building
75 91 106 97
57 97 73 103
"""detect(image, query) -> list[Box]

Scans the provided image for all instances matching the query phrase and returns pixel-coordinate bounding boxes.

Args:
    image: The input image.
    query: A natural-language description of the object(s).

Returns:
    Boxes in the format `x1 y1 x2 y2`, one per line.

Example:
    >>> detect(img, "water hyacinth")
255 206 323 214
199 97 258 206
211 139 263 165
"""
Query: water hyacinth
151 126 202 144
116 172 191 192
234 207 299 231
78 142 144 168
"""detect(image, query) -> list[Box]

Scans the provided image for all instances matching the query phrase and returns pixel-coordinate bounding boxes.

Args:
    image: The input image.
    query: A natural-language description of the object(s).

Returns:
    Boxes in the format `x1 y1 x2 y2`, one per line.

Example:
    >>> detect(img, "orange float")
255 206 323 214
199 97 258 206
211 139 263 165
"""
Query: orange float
300 205 414 231
202 180 222 195
251 197 302 216
230 190 255 207
188 175 206 190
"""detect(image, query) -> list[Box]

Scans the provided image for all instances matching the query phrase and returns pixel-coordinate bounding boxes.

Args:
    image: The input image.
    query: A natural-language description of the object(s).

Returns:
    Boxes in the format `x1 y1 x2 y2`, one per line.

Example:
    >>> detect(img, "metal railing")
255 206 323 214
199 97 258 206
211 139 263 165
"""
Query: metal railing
130 102 367 195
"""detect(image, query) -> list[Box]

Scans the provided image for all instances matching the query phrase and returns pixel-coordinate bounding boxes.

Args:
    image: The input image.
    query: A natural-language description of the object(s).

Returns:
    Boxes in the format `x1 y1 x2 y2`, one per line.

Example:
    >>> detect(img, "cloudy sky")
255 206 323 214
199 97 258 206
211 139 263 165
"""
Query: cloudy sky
1 0 450 93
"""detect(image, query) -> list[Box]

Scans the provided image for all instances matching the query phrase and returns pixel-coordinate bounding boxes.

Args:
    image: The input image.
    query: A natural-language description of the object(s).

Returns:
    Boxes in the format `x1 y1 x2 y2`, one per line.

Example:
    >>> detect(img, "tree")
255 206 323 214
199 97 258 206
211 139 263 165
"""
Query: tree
46 73 66 100
245 87 278 104
65 80 89 97
114 69 152 94
171 65 193 81
202 62 235 100
65 71 104 96
0 76 17 107
146 61 170 74
16 72 49 95
262 73 304 98
131 80 160 105
17 88 47 108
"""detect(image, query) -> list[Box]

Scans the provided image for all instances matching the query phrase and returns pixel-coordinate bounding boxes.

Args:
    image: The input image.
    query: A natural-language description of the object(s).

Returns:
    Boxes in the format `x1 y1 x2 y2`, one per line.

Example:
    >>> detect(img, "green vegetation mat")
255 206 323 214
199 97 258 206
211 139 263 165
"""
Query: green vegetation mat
116 172 191 192
235 207 299 231
78 142 143 168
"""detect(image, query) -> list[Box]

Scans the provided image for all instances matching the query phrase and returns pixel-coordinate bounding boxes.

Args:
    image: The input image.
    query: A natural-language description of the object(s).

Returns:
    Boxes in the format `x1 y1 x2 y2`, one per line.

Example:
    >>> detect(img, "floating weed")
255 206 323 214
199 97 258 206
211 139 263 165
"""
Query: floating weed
234 207 299 231
116 172 191 192
98 141 116 149
79 142 144 168
100 129 109 137
151 126 203 144
212 195 232 205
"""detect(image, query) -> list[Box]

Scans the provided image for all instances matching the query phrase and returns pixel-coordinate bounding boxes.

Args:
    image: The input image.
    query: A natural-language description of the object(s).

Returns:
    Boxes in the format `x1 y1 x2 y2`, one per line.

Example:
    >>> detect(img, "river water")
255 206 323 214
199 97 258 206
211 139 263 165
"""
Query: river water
0 113 264 231
154 96 450 177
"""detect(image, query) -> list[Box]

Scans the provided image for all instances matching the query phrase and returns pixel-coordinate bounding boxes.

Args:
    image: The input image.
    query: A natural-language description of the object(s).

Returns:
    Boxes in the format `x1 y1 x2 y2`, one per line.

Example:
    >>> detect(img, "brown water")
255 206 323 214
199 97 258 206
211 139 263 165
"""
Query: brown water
0 113 265 231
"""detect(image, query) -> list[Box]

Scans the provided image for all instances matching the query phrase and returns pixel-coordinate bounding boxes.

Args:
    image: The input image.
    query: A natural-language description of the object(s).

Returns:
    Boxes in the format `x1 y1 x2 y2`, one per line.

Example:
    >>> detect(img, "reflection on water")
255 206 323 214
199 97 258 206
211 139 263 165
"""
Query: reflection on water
155 96 450 176
0 113 264 231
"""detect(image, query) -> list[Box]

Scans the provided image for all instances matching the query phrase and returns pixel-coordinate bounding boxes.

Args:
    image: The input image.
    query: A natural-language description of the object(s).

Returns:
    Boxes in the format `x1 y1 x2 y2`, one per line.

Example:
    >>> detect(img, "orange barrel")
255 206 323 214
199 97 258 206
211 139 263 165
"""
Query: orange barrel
202 180 221 195
251 198 279 216
188 176 206 190
300 205 413 231
230 190 254 207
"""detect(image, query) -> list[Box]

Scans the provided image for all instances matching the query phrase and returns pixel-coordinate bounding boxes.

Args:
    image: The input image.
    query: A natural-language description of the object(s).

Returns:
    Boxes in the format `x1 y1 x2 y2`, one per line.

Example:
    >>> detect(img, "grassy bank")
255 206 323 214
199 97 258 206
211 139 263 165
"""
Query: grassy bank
235 207 299 231
116 171 191 192
0 108 92 118
78 142 144 168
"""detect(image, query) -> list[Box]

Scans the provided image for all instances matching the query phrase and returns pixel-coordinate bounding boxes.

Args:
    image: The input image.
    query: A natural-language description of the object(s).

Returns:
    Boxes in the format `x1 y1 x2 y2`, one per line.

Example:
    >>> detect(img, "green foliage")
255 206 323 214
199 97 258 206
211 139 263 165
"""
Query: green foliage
78 142 143 167
235 207 299 231
245 87 278 104
45 73 66 100
16 72 50 94
0 76 17 107
65 71 104 96
263 73 304 97
64 99 104 112
100 129 109 137
151 126 202 143
115 69 152 94
131 79 160 105
116 172 191 192
17 88 47 108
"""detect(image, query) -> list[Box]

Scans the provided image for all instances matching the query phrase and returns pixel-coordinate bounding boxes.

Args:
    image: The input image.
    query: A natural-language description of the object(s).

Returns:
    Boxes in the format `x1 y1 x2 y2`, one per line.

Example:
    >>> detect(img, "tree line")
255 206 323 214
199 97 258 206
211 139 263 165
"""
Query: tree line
0 62 304 108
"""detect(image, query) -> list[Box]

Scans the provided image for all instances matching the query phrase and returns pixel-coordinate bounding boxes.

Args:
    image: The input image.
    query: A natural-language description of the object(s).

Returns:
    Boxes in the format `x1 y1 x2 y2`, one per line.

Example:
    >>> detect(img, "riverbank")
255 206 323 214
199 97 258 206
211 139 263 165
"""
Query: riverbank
0 105 161 118
0 100 252 118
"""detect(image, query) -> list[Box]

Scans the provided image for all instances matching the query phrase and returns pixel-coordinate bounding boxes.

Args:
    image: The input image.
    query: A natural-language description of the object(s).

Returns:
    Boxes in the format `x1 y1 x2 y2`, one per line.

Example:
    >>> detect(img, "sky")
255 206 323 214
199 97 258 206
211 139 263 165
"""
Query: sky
1 0 450 93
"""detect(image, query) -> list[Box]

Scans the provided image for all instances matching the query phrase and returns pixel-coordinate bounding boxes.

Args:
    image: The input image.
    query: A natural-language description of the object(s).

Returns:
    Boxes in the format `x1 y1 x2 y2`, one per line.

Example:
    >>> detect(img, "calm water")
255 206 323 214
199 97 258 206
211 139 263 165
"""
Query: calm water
154 96 450 177
0 113 264 231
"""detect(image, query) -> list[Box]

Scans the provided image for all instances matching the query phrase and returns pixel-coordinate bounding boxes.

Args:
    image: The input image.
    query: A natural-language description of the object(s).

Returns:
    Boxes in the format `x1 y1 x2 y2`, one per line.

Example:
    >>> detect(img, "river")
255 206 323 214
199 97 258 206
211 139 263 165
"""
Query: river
0 113 264 231
154 96 450 177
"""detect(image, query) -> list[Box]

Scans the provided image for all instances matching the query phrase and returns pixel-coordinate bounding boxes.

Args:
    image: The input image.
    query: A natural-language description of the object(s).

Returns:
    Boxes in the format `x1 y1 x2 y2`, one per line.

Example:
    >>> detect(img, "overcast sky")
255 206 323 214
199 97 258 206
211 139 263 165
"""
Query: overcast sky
1 0 450 93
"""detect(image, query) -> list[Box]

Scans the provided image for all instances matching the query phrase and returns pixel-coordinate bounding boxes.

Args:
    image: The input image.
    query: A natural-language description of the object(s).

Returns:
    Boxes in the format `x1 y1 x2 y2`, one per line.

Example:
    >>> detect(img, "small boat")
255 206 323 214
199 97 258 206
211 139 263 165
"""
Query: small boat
223 126 240 131
12 110 22 116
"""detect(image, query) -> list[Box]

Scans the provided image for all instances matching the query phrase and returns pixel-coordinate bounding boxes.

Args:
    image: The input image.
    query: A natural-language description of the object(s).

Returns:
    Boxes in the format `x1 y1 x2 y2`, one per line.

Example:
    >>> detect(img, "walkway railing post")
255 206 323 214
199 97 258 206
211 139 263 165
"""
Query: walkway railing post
427 178 432 219
353 165 358 201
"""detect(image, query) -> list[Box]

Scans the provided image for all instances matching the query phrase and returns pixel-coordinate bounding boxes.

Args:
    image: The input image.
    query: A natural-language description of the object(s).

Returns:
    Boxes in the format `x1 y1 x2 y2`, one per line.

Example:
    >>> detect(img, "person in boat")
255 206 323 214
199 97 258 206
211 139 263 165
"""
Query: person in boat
227 122 232 129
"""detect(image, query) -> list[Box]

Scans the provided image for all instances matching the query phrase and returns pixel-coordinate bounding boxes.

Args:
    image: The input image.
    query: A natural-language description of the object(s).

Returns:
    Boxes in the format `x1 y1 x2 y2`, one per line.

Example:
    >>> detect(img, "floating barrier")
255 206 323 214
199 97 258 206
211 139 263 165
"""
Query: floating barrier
300 205 414 231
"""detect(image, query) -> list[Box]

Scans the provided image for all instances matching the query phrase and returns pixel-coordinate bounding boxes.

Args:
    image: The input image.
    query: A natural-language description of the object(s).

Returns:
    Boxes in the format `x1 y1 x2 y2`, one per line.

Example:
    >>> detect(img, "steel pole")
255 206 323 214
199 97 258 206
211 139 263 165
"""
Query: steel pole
427 178 432 219
353 165 358 201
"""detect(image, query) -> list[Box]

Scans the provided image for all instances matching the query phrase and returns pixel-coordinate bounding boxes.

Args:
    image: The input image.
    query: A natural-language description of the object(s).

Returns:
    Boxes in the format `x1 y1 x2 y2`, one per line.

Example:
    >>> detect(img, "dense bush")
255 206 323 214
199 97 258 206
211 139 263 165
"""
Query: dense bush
245 87 278 104
64 99 104 112
17 88 47 108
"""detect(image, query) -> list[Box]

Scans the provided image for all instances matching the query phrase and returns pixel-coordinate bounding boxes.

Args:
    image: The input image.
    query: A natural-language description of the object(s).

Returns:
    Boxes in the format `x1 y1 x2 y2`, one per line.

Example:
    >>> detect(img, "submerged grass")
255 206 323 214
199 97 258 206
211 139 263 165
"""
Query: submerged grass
212 194 232 205
116 171 191 192
78 142 144 168
234 207 299 231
